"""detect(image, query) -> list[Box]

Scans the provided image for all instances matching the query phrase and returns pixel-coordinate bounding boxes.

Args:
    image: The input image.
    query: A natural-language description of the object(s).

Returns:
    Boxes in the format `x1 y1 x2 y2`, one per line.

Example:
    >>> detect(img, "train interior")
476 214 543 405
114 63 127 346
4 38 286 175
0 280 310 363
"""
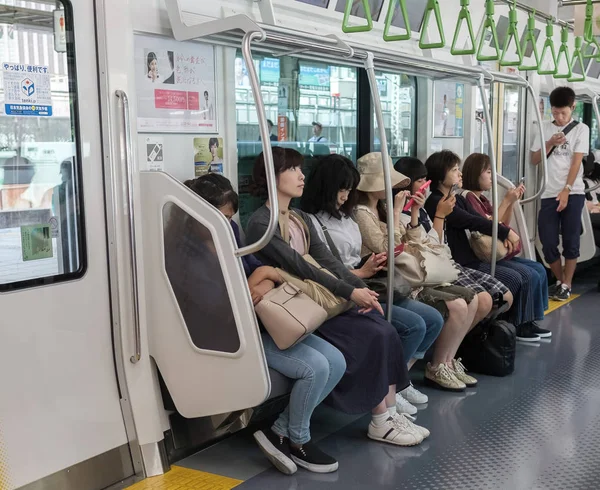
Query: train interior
2 0 600 489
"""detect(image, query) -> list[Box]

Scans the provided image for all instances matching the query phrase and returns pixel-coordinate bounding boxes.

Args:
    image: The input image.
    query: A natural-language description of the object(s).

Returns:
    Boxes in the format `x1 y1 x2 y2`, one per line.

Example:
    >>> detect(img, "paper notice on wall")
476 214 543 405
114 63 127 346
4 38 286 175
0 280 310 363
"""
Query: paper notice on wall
21 224 53 261
3 63 53 116
145 136 164 171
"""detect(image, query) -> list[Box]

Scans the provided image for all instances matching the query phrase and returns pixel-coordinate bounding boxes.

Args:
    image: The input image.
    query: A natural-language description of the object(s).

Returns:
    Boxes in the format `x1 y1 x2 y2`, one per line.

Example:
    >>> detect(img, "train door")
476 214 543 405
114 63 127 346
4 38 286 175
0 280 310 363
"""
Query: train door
0 1 135 489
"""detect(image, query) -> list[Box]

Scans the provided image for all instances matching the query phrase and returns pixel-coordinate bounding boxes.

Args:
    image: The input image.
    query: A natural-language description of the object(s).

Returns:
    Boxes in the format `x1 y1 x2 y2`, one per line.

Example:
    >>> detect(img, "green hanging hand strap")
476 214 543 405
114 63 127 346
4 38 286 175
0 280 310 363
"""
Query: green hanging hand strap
500 1 523 67
342 0 373 33
383 0 411 41
554 26 572 79
419 0 445 49
519 12 540 71
477 0 500 62
538 20 558 75
582 0 600 59
569 36 586 82
451 0 476 55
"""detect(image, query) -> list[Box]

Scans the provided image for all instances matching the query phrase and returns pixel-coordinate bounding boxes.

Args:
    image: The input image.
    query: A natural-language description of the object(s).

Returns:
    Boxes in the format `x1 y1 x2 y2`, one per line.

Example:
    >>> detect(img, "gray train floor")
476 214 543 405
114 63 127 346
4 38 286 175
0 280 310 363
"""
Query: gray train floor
179 285 600 490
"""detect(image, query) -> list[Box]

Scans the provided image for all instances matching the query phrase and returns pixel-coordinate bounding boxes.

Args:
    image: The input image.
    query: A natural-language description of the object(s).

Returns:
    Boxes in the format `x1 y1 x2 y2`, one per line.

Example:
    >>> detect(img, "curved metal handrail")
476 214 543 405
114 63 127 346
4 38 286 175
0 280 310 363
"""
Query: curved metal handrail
235 30 279 258
364 52 394 322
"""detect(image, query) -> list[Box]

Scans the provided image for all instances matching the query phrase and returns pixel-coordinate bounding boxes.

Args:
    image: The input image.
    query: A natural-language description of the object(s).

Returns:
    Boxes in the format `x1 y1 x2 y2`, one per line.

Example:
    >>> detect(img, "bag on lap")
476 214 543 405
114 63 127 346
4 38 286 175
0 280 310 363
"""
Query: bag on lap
394 240 459 287
255 282 327 350
457 319 516 377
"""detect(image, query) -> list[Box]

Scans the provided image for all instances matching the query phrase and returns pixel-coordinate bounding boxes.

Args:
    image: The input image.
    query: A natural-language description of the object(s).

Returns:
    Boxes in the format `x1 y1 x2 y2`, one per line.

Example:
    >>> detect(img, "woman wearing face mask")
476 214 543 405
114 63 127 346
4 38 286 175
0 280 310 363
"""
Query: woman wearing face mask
300 154 443 408
246 147 430 450
460 153 550 341
184 173 346 476
353 153 483 392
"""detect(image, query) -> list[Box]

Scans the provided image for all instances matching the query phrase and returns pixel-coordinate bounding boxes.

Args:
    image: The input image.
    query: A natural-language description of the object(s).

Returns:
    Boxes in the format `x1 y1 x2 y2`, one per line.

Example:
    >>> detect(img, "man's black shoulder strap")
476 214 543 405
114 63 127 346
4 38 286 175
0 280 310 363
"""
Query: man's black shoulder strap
547 120 580 158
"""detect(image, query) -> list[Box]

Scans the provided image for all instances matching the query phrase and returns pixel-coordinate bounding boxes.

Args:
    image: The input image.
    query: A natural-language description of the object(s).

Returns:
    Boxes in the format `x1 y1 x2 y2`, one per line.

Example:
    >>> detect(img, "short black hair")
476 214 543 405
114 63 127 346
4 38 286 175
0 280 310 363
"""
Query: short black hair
550 87 576 108
395 157 427 191
267 119 274 127
462 153 491 192
425 150 462 189
209 137 219 148
300 154 360 219
252 147 303 195
184 174 239 213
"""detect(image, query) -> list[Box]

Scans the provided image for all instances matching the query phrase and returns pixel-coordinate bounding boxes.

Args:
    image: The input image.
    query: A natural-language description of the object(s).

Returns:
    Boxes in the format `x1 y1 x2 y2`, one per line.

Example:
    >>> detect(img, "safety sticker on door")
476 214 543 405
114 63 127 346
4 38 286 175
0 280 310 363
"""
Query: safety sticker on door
20 224 53 261
3 63 53 116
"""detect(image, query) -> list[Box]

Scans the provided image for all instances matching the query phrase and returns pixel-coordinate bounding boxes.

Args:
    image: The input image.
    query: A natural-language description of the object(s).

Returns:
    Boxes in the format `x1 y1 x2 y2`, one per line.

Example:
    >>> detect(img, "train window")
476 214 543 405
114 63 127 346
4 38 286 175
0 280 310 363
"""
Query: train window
373 72 417 158
0 1 85 292
390 0 427 32
334 0 385 22
162 202 241 354
235 53 358 228
296 0 330 7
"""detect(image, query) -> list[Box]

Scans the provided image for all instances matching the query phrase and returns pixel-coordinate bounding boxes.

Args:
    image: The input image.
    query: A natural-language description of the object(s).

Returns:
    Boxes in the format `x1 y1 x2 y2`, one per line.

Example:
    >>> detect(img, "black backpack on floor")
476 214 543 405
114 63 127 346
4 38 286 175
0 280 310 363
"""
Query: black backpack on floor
457 319 516 377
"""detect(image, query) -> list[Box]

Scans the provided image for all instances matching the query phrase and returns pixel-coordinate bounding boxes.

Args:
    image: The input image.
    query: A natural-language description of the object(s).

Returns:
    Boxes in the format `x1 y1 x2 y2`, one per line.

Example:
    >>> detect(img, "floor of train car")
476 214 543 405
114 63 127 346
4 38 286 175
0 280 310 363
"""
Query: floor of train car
125 269 600 490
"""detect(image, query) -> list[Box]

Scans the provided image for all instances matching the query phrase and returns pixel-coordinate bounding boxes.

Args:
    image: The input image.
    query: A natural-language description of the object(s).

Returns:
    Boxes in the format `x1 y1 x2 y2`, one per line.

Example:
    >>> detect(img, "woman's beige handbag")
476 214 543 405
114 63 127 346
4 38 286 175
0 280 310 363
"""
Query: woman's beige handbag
395 240 459 287
468 232 508 263
255 283 327 350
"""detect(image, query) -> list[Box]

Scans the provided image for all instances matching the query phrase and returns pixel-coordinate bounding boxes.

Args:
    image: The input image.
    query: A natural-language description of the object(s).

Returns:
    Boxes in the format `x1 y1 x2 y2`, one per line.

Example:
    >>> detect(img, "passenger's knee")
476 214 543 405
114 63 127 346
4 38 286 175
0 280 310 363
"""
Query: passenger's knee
329 348 347 381
477 292 493 315
310 353 333 382
504 291 514 308
446 299 469 320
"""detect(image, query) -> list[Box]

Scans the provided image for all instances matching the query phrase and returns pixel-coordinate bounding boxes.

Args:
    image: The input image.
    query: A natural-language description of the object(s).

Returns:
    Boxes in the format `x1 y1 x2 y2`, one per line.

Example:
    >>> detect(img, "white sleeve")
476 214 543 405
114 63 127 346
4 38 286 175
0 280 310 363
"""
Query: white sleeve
530 123 543 152
573 124 590 155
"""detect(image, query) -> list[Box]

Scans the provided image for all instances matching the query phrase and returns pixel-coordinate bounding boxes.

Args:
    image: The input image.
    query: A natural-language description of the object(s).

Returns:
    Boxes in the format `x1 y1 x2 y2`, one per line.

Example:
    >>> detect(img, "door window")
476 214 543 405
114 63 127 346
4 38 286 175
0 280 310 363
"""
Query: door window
0 0 84 291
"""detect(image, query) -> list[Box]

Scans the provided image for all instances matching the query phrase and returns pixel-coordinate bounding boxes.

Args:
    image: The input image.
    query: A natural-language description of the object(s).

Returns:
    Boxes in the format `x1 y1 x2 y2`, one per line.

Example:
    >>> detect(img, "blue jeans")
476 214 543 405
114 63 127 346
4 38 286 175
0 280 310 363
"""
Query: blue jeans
262 333 346 445
384 298 444 361
511 256 549 318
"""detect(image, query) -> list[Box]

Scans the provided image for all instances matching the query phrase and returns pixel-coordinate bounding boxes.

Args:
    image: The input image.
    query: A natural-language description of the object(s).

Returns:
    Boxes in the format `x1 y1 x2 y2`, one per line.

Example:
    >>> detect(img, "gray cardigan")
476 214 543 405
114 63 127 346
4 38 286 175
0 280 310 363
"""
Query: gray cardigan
246 205 366 300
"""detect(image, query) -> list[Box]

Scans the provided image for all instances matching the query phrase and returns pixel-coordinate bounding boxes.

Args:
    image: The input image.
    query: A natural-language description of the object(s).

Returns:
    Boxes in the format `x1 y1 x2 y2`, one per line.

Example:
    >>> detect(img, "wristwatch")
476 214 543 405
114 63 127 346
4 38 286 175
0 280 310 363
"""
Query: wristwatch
565 184 573 192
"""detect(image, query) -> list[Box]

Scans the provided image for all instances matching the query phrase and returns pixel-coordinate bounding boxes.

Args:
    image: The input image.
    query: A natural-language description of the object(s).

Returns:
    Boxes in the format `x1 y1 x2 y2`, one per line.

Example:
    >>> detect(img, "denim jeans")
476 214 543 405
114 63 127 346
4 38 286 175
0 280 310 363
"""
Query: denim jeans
511 256 549 319
383 298 444 361
262 333 346 445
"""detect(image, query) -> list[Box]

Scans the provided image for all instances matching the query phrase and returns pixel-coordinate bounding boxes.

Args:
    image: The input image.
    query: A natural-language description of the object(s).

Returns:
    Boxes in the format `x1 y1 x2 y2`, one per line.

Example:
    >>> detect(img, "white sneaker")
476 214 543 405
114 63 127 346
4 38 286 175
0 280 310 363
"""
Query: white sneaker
368 415 423 446
395 393 418 415
401 384 428 404
395 413 430 440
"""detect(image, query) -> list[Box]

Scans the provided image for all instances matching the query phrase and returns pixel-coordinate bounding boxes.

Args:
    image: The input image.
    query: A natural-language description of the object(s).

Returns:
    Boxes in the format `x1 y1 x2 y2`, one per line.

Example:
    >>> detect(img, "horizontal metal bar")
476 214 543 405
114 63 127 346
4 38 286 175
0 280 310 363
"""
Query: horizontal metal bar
559 0 600 6
496 0 574 30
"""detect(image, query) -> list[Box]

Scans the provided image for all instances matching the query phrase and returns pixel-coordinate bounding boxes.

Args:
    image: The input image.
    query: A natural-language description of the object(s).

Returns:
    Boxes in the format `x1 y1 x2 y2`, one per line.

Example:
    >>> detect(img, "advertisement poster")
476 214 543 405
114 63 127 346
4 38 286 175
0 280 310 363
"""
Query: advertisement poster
433 81 464 138
135 35 217 133
194 137 223 176
260 58 280 86
299 63 330 92
145 136 164 171
3 63 52 116
538 96 552 121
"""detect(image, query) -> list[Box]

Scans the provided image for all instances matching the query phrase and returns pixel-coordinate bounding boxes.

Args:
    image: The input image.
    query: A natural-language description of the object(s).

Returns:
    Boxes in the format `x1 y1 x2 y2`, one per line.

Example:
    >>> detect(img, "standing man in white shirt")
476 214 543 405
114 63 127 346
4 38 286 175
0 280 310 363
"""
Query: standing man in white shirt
308 122 327 143
531 87 590 301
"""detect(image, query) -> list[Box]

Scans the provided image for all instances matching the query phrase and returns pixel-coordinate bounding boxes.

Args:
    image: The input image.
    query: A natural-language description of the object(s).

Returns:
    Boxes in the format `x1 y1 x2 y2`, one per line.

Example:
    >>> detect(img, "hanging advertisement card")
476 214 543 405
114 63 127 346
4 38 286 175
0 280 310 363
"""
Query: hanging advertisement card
135 35 217 133
433 81 464 138
194 137 224 176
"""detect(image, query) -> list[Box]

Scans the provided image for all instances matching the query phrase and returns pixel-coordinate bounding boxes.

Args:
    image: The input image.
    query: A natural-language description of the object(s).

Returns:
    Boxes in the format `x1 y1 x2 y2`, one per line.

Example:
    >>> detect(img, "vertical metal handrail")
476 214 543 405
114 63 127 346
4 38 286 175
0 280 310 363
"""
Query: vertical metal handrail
520 80 548 204
364 52 394 321
478 74 499 277
116 90 142 364
588 94 600 193
235 30 279 258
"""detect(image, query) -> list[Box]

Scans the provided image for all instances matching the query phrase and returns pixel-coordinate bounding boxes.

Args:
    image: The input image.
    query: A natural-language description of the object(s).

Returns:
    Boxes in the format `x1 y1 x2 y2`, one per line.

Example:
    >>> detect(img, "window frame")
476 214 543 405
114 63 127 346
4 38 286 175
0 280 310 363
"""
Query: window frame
0 0 88 293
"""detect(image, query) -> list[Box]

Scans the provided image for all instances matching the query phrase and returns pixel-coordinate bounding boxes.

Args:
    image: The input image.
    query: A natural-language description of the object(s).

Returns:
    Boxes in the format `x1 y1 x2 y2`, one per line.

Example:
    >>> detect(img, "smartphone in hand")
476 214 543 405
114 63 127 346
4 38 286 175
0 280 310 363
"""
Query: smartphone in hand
403 180 432 212
446 183 459 200
394 244 405 257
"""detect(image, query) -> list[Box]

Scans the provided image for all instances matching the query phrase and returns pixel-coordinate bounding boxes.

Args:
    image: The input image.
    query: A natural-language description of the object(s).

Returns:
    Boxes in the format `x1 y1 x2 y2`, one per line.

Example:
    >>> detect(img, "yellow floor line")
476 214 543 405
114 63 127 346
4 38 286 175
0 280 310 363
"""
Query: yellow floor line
125 465 243 490
545 294 580 315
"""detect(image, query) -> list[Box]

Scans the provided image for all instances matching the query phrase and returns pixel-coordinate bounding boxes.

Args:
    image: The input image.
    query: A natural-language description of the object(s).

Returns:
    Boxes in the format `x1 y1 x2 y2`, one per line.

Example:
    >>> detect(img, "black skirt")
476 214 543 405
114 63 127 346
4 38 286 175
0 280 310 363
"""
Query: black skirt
318 307 409 415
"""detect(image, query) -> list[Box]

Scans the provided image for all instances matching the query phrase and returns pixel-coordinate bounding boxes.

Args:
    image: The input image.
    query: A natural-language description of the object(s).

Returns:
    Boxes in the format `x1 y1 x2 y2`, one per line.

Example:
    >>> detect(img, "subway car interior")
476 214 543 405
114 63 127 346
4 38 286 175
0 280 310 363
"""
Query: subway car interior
3 0 600 489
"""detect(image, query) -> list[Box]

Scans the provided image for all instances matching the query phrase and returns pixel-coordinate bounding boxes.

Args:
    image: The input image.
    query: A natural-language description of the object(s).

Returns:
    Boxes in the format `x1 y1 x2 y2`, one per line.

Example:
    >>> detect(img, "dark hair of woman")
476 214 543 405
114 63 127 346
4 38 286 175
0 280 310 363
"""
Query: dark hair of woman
184 173 239 213
300 154 360 219
252 146 304 196
461 153 491 192
146 52 157 71
425 150 462 189
209 138 219 149
395 156 427 192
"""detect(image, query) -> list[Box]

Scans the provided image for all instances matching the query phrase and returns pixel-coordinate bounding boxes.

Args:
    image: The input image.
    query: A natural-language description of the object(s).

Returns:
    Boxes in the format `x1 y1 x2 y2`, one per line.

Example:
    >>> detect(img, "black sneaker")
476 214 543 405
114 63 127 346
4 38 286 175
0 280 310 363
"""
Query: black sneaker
553 284 571 301
290 441 339 474
253 429 297 475
516 323 541 342
548 282 561 298
530 322 552 338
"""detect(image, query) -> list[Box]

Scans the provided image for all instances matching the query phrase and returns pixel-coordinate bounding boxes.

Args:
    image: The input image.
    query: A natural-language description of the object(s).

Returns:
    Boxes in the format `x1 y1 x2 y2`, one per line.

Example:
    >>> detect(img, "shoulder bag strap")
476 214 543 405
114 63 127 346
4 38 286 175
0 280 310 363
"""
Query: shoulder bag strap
547 120 580 158
313 215 343 262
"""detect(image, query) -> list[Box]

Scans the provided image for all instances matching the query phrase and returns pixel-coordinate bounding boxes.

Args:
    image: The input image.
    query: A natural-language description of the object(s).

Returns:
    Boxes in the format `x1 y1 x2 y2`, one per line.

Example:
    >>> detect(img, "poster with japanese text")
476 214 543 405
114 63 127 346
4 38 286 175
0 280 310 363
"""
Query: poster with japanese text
433 81 464 138
194 137 224 176
2 63 52 116
135 35 217 133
